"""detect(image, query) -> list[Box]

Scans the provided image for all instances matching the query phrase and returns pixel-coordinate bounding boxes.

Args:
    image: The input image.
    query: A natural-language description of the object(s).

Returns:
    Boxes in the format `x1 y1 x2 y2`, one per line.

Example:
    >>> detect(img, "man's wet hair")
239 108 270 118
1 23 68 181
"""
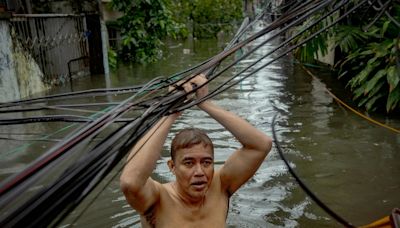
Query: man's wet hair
170 128 214 161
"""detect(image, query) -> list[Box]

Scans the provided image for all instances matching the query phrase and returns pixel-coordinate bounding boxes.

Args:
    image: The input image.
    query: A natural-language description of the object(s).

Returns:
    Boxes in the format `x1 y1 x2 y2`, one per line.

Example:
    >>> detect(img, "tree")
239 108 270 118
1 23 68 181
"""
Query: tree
111 0 184 63
291 1 400 113
170 0 243 38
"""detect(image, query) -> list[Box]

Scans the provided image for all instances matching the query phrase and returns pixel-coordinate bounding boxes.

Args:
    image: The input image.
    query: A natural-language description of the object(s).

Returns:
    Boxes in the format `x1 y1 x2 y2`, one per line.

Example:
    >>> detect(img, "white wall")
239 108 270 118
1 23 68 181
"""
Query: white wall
0 21 20 102
0 20 48 102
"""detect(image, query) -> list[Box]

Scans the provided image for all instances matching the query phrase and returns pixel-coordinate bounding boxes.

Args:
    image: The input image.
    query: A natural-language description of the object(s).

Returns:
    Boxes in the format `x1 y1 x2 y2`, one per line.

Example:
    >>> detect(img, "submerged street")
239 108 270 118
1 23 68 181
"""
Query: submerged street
1 19 398 227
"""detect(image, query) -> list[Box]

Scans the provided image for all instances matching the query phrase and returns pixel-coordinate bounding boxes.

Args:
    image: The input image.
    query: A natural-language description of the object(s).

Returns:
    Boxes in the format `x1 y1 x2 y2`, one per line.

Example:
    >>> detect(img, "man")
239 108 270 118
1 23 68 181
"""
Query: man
120 74 272 227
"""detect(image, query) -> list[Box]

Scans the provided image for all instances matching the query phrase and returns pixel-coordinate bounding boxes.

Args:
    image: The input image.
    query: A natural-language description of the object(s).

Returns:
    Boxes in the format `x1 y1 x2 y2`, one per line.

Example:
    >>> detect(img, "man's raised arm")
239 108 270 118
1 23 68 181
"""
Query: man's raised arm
190 75 273 196
120 113 179 213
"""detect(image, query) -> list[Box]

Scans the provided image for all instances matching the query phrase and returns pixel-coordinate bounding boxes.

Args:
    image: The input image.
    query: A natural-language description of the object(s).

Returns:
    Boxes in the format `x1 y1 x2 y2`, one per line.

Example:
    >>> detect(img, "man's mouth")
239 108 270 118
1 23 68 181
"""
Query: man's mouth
191 181 207 190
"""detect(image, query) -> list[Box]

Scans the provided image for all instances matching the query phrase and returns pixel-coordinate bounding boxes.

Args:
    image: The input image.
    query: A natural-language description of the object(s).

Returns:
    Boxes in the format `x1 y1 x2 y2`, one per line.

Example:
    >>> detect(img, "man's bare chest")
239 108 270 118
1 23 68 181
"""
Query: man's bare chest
153 188 229 227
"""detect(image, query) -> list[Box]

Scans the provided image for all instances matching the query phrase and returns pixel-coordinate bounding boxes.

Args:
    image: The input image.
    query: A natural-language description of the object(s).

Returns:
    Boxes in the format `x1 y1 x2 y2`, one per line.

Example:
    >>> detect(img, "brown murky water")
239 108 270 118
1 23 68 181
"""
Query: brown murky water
1 22 399 227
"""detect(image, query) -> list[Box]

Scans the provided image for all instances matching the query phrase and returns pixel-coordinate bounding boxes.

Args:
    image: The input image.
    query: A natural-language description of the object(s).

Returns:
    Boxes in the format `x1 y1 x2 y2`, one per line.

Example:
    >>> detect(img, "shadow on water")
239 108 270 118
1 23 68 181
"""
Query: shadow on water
1 22 399 228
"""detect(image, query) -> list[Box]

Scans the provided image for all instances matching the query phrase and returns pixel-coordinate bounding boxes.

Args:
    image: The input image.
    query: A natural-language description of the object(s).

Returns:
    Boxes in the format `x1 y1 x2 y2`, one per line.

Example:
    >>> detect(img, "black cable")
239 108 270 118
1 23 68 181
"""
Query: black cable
58 2 354 224
0 136 62 142
2 0 322 117
175 0 357 111
2 73 191 226
0 115 142 125
20 89 179 227
66 102 172 227
0 77 168 227
364 0 389 31
0 52 214 109
0 85 142 108
0 76 164 198
271 114 355 228
170 0 335 112
0 115 93 125
0 1 382 227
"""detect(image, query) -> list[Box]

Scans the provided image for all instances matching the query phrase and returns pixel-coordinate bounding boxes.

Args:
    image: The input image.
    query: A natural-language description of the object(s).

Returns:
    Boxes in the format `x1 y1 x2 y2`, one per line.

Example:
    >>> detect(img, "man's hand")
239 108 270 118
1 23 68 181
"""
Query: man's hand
169 74 209 102
187 74 208 100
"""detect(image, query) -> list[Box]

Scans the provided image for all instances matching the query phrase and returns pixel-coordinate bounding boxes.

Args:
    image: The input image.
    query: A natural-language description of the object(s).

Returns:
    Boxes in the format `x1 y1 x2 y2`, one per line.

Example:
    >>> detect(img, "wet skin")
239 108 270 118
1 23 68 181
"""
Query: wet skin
168 143 214 203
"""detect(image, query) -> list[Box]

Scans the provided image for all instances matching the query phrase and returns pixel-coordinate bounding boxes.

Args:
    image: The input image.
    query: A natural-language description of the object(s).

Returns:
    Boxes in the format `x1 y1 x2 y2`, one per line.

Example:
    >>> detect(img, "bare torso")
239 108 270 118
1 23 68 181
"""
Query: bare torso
140 172 229 228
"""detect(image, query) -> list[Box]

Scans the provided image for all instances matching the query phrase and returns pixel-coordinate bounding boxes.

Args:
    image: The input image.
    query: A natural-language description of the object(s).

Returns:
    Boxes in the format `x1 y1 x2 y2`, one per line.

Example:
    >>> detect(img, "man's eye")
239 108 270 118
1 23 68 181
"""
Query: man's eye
202 161 212 166
184 161 193 166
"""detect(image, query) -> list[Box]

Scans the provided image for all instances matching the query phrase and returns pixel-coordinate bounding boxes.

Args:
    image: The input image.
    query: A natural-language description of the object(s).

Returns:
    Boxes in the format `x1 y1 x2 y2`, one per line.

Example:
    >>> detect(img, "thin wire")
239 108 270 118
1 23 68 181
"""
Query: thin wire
1 0 390 226
172 0 337 112
60 2 357 224
176 0 360 111
271 113 356 228
0 76 163 197
0 76 173 227
68 113 169 226
0 115 94 125
0 106 113 159
301 66 400 134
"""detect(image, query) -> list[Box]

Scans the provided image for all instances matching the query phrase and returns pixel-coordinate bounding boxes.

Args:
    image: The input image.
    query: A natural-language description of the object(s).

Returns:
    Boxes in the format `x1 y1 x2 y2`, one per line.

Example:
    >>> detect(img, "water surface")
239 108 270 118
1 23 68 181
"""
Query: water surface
1 22 399 228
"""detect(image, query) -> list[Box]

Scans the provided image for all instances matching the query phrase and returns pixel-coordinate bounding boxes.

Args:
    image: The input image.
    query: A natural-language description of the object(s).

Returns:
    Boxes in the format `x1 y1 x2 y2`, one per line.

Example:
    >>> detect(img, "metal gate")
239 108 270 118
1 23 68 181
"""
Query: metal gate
10 14 90 85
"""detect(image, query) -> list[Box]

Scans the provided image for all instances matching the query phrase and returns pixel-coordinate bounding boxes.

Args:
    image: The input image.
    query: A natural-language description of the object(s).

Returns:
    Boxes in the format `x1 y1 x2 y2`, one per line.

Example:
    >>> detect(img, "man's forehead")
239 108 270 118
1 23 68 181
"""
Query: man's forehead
181 153 214 160
176 145 214 159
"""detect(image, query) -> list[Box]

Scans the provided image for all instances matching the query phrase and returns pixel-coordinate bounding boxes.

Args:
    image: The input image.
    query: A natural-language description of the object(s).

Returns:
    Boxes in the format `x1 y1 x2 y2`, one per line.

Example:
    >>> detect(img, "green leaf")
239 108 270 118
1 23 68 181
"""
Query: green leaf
381 20 390 37
358 95 370 107
366 94 384 111
353 86 365 100
386 84 400 112
366 56 377 65
360 50 373 56
371 42 390 58
338 70 348 79
387 66 399 91
349 61 379 88
368 80 385 98
364 69 386 94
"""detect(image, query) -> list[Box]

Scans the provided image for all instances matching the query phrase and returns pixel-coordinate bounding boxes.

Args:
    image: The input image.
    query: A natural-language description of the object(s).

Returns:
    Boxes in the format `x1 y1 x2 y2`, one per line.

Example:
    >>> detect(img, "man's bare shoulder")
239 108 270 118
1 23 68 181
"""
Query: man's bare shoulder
147 172 229 227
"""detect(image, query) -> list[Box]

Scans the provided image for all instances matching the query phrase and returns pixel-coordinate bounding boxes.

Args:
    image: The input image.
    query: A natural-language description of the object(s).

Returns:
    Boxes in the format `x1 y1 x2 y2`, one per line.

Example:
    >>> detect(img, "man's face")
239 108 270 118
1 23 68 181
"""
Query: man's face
169 143 214 201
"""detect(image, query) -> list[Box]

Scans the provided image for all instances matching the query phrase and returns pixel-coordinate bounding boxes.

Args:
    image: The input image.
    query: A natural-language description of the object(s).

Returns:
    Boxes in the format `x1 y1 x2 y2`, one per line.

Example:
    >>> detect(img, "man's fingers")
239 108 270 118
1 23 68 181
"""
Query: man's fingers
190 75 207 87
169 75 207 95
182 83 192 93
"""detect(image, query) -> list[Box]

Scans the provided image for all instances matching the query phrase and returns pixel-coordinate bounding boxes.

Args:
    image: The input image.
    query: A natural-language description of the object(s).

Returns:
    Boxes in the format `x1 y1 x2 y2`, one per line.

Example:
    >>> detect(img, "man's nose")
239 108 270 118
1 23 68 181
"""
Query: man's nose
193 164 205 176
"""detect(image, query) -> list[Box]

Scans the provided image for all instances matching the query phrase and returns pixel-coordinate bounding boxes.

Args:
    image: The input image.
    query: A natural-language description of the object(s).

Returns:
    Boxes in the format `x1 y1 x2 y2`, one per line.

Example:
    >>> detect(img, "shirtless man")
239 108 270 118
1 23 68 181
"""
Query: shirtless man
120 74 272 227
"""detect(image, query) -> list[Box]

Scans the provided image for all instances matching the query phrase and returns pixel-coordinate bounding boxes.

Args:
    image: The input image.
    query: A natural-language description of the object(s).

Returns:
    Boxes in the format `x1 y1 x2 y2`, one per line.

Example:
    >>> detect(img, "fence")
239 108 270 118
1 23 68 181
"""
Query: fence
10 14 90 85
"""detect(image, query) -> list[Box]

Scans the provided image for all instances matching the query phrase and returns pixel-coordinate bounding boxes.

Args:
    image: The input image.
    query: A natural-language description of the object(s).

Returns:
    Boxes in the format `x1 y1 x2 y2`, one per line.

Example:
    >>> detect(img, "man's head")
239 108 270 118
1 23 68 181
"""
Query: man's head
170 128 214 161
168 128 214 201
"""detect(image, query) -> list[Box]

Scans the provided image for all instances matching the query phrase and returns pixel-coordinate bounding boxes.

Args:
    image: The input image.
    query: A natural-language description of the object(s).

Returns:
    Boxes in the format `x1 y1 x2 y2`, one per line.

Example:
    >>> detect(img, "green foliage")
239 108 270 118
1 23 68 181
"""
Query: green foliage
170 0 243 38
111 0 185 63
108 49 118 70
337 25 400 113
109 0 242 63
333 25 369 53
291 15 332 63
336 2 400 113
291 1 400 113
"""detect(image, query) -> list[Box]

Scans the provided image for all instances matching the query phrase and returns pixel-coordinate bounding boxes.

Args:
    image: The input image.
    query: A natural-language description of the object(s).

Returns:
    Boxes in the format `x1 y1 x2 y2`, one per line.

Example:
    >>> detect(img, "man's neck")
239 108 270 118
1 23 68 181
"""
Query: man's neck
171 182 206 208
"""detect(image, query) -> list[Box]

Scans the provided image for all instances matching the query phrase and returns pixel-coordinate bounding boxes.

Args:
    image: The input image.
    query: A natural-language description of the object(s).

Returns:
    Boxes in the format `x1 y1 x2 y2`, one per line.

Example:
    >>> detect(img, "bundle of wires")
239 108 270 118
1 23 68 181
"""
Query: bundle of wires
1 0 398 227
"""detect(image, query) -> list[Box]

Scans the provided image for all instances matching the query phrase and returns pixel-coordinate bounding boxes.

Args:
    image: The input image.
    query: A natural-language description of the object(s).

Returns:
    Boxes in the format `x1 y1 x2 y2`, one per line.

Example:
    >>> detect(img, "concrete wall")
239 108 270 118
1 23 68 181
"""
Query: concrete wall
0 21 20 102
0 20 48 102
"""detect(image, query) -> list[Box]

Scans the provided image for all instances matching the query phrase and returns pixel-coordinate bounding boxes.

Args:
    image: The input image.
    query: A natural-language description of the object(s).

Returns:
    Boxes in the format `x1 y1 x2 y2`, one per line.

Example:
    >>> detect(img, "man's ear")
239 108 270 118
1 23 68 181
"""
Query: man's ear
167 159 175 174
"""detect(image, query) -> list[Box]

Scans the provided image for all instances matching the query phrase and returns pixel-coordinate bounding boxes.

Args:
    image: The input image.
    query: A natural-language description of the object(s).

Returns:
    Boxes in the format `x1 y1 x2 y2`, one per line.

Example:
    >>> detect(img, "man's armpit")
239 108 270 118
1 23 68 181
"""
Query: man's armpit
143 204 156 227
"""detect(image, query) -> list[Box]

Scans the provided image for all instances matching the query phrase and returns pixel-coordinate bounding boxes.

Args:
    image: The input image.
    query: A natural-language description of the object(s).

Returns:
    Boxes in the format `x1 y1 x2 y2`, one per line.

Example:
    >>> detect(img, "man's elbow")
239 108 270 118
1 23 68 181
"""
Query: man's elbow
120 175 141 198
259 135 273 156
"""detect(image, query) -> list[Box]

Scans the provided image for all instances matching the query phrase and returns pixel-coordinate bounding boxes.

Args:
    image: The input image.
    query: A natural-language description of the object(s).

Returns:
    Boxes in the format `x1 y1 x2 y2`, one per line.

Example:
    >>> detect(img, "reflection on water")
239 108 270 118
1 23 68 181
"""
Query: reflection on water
1 22 399 228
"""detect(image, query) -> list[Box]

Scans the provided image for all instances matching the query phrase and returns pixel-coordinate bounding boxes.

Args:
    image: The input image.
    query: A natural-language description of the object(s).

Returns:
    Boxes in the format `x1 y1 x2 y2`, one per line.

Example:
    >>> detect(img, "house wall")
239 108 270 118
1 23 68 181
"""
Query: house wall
0 20 20 102
0 20 48 102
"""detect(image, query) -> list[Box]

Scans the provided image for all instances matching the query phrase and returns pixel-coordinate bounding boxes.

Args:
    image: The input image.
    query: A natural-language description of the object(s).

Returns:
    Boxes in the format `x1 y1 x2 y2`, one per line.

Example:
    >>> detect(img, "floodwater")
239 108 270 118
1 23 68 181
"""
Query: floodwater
1 22 399 227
